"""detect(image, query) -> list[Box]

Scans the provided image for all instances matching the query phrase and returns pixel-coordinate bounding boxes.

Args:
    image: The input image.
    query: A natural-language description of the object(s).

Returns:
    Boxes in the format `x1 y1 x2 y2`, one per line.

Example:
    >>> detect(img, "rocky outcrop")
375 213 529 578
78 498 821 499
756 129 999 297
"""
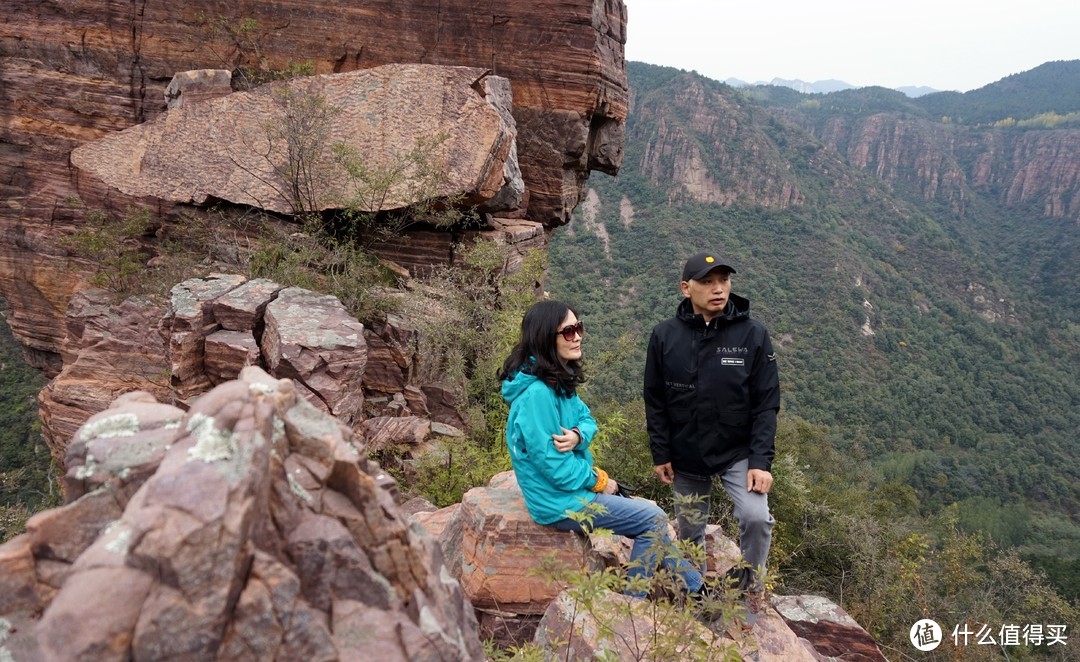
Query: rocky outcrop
38 290 172 468
72 65 523 216
39 276 443 470
0 0 628 368
535 590 718 659
371 216 548 278
0 368 483 660
771 595 888 661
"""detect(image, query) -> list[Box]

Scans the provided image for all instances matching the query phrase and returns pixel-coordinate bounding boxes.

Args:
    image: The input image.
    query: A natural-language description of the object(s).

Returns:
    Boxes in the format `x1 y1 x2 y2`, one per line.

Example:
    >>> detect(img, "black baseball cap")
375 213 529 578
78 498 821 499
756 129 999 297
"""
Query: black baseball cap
682 252 736 281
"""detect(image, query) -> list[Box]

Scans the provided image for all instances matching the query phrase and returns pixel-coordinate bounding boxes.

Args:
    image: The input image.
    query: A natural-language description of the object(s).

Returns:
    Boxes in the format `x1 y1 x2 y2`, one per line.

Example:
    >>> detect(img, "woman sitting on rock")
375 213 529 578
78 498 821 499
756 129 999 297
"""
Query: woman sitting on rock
498 299 705 599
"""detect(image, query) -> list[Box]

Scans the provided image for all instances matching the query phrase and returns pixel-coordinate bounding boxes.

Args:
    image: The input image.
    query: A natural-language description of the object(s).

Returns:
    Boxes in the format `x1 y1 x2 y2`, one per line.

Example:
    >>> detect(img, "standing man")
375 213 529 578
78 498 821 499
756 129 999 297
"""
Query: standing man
644 251 780 625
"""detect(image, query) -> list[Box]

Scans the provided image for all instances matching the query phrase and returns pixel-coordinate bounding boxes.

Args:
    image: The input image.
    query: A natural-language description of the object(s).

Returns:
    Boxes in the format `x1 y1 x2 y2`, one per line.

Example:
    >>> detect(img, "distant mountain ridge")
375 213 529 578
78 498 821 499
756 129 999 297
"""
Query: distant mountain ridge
721 59 1080 103
724 76 939 97
724 77 868 95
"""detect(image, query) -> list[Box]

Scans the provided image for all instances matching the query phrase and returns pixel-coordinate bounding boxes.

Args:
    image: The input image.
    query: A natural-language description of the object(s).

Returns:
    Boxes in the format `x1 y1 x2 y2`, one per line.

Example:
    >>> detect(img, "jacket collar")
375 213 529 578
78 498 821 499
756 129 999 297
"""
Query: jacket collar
676 293 751 328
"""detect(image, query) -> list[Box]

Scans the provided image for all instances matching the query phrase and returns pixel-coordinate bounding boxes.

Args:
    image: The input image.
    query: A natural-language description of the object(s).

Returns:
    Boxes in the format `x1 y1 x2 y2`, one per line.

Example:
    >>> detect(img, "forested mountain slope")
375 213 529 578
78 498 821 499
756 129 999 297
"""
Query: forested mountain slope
548 61 1079 588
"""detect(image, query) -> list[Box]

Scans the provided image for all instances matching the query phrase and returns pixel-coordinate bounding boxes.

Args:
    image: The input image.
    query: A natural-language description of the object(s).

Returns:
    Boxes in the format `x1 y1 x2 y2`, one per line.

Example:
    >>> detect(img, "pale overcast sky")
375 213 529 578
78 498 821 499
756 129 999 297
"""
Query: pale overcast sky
622 0 1080 92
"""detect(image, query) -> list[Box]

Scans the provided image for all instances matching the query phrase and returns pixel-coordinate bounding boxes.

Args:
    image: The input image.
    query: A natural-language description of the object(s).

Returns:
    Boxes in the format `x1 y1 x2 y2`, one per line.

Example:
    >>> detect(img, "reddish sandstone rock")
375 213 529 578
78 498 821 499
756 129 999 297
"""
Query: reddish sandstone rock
261 287 367 426
0 0 629 373
455 478 588 614
370 215 548 278
771 594 888 661
38 290 172 466
361 416 431 453
164 69 234 110
534 588 823 661
162 273 247 400
204 329 261 385
211 277 283 332
71 65 523 216
704 523 744 577
535 590 719 659
732 602 822 662
0 534 40 614
0 368 484 660
410 471 589 615
362 313 420 396
38 275 476 473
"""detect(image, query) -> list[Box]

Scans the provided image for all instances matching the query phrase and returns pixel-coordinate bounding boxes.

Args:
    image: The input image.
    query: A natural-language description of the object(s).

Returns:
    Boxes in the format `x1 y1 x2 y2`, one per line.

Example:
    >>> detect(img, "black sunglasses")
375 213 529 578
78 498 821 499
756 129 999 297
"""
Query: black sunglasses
556 321 584 341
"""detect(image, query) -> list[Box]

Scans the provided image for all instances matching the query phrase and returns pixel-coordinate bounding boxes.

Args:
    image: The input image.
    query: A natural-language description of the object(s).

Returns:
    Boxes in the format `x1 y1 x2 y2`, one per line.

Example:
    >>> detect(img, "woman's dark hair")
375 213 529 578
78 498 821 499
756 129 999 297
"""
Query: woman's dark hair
498 300 585 396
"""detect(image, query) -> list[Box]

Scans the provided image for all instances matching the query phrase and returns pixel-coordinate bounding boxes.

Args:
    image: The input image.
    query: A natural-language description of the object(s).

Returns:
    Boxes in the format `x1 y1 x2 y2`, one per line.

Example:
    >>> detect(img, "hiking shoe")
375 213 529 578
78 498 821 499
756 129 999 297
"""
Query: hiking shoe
734 591 762 631
686 583 722 622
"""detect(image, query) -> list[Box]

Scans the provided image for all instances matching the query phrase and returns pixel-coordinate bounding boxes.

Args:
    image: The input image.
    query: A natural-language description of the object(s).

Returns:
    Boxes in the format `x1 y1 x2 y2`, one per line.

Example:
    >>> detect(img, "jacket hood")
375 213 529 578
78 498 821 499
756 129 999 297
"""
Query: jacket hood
501 369 541 404
676 293 751 326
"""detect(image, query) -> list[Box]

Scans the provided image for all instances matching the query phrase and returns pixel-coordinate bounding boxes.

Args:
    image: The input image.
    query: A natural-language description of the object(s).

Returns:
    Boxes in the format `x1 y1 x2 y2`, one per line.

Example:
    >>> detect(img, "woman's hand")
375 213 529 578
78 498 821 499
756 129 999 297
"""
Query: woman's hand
552 427 580 452
602 479 619 495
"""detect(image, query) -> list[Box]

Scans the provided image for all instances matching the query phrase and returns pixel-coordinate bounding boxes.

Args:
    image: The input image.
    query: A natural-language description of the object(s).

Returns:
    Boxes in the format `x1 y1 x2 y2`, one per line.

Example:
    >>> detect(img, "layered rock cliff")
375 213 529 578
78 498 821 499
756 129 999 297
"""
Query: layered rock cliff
0 0 627 371
629 76 808 209
627 65 1080 224
798 113 1080 219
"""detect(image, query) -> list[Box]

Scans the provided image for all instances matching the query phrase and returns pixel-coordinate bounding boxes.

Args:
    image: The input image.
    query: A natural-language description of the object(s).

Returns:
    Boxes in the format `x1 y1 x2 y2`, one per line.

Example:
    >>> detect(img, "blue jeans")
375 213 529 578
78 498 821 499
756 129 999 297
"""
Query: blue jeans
551 493 704 598
673 459 774 591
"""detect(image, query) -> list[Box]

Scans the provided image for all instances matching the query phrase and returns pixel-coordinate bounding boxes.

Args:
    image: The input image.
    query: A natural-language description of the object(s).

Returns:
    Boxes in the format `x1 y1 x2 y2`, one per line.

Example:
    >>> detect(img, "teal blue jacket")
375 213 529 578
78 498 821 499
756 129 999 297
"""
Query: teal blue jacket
502 369 600 524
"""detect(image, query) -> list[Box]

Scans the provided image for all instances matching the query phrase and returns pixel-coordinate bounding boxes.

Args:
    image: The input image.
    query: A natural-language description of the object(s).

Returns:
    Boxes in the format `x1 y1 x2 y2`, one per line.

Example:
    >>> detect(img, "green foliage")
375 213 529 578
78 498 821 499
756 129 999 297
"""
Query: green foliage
60 205 152 292
395 244 545 507
916 60 1080 126
547 60 1079 645
523 500 741 661
332 134 466 245
0 298 58 543
195 14 314 89
261 88 339 216
407 438 511 509
738 58 1080 128
247 215 398 322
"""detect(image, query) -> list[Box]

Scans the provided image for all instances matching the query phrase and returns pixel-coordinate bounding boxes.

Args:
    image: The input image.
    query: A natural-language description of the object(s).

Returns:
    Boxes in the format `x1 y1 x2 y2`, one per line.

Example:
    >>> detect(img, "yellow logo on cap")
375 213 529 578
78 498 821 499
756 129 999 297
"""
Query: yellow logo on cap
705 256 714 263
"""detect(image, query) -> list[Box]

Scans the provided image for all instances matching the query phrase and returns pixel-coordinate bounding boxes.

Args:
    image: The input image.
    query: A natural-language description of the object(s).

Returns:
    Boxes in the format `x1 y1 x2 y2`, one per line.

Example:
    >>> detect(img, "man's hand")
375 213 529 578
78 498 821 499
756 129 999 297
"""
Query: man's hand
552 427 580 453
746 469 773 494
653 463 674 484
603 478 619 495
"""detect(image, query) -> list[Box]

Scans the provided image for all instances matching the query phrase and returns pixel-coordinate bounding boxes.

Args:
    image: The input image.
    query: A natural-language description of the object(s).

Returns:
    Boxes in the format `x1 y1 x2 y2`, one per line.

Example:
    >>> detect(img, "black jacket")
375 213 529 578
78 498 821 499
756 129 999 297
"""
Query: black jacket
644 295 780 475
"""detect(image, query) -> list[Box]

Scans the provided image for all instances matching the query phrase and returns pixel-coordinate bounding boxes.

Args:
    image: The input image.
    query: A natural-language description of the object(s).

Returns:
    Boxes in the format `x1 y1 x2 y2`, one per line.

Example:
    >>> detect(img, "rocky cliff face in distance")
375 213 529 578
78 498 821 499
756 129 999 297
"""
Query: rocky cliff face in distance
629 65 1080 223
797 113 1080 219
0 0 627 371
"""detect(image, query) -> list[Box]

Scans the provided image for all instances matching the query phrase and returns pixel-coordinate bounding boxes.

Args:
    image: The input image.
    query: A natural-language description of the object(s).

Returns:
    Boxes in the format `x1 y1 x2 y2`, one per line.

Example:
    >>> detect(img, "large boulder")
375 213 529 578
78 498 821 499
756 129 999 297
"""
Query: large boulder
771 594 888 661
0 368 483 660
409 471 590 646
455 474 589 615
71 64 523 216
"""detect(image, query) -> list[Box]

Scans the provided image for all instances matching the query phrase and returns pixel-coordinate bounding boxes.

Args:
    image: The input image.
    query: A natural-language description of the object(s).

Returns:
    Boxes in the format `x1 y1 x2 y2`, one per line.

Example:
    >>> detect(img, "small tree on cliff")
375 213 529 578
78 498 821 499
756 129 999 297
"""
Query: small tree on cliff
331 132 466 247
266 86 338 217
195 14 314 89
